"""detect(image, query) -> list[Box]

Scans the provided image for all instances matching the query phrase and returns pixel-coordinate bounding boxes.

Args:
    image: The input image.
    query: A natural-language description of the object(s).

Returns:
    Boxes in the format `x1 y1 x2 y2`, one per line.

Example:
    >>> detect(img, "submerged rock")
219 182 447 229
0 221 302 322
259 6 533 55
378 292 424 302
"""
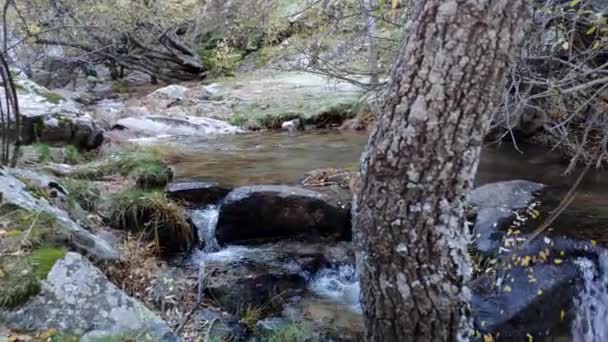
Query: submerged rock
469 180 545 256
216 185 351 245
0 253 177 341
469 180 608 340
166 180 231 206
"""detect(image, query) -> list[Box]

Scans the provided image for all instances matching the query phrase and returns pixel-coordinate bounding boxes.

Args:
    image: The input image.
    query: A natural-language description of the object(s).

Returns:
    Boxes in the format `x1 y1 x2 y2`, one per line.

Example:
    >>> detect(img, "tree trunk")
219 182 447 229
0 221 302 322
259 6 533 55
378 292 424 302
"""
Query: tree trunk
360 0 379 85
354 1 528 341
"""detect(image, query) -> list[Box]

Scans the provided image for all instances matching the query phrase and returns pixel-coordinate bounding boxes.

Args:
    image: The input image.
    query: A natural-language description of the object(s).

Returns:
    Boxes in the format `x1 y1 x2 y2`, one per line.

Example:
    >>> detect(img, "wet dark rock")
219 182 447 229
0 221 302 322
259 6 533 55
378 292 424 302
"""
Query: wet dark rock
216 185 351 245
201 241 353 315
469 180 608 341
472 261 579 340
469 180 545 256
166 180 231 206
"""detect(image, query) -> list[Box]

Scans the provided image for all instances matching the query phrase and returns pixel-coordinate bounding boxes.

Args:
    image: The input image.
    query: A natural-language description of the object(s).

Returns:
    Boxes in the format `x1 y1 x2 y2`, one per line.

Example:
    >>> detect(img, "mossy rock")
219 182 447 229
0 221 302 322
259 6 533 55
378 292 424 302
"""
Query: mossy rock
0 247 65 309
107 190 194 255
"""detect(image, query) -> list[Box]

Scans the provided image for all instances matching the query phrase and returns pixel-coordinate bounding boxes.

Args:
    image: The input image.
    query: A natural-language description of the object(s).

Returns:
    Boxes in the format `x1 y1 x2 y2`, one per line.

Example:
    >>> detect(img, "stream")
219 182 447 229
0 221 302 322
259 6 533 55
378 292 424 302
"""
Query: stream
164 130 608 340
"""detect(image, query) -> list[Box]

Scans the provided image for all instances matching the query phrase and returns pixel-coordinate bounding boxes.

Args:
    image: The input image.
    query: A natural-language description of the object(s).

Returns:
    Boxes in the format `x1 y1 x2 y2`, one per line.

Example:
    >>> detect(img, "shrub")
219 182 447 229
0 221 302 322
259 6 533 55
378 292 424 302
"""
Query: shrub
107 190 194 255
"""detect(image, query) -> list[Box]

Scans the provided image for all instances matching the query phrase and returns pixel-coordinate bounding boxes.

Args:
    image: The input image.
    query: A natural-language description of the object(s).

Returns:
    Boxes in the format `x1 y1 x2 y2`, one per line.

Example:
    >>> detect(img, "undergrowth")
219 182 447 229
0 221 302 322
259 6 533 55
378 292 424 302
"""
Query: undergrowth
107 190 193 255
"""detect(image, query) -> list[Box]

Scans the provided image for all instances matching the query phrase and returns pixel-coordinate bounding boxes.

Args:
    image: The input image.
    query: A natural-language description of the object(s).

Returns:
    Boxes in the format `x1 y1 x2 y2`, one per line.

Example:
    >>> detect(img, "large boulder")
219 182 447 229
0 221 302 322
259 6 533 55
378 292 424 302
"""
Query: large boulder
0 168 118 261
21 113 105 150
0 253 177 341
216 185 351 245
166 180 231 206
114 115 242 138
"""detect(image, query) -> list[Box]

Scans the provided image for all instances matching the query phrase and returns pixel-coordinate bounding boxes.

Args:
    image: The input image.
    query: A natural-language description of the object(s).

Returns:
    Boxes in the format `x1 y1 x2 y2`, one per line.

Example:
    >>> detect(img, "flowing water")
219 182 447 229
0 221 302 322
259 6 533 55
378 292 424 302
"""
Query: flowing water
166 131 608 338
189 205 220 253
572 253 608 342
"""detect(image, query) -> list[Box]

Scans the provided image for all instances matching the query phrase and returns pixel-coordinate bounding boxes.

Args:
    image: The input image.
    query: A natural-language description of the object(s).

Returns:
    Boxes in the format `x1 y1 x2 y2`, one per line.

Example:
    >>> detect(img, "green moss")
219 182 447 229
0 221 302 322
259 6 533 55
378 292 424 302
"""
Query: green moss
37 90 65 104
74 147 171 183
34 142 52 163
108 190 193 255
0 206 68 309
50 334 79 342
28 247 66 279
0 256 41 308
233 94 363 129
264 323 310 342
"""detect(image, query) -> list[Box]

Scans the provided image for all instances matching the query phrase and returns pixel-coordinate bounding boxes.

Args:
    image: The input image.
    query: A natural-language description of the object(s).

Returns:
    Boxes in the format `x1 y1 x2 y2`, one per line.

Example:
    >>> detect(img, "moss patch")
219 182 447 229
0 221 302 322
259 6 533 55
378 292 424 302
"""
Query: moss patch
233 94 364 129
0 206 68 308
75 147 173 187
29 247 66 279
107 190 193 255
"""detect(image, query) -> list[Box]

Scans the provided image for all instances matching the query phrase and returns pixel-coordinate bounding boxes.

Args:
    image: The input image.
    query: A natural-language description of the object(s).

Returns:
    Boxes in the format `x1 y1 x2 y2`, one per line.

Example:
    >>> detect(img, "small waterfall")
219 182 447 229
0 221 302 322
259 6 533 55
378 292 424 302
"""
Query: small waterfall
190 205 220 253
309 264 361 312
572 253 608 342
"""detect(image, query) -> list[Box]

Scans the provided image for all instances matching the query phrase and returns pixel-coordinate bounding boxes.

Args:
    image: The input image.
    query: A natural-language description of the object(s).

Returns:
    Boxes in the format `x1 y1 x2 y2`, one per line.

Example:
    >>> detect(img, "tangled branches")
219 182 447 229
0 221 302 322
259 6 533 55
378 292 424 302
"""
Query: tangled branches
0 0 21 166
492 0 608 171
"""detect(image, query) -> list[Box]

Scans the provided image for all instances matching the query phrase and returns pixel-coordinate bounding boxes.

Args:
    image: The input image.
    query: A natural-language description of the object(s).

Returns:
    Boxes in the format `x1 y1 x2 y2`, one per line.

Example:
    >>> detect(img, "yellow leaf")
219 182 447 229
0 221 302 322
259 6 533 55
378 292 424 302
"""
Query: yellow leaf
570 0 582 7
39 329 57 339
521 256 532 267
554 258 563 265
484 334 494 342
527 333 534 342
390 0 399 18
591 240 597 246
587 26 597 35
561 309 566 321
538 289 543 296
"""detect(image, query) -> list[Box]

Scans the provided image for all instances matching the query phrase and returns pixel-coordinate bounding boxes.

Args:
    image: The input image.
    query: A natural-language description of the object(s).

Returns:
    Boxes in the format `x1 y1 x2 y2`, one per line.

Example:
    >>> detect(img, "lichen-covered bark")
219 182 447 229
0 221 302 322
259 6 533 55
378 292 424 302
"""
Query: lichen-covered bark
354 1 528 341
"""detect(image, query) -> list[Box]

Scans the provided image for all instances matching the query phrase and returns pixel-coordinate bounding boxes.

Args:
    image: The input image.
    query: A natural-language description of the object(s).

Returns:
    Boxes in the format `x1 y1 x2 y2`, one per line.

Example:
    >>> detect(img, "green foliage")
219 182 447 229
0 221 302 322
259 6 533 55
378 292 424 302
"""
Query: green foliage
0 207 65 253
242 305 264 331
264 323 309 342
199 39 243 77
0 256 41 308
129 163 173 190
61 178 101 211
50 334 79 342
28 247 66 279
34 143 52 163
107 190 193 255
64 145 83 165
75 147 172 185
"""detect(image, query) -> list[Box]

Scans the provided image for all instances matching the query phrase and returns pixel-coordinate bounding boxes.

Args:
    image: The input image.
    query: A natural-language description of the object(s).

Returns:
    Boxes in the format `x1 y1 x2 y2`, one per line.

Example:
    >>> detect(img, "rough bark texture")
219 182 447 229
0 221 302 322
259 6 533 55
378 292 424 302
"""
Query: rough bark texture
354 1 528 341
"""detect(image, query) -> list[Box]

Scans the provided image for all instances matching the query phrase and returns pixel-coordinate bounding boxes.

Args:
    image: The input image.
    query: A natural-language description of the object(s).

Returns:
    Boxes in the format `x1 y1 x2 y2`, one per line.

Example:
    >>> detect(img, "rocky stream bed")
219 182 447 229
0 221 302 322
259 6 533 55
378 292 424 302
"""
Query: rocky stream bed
1 71 608 342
